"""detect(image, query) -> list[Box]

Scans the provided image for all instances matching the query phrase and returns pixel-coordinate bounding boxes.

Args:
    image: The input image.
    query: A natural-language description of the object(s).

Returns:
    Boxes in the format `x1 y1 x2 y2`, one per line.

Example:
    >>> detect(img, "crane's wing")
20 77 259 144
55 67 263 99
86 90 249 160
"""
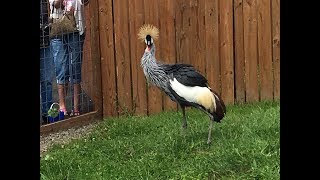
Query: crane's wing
161 63 208 87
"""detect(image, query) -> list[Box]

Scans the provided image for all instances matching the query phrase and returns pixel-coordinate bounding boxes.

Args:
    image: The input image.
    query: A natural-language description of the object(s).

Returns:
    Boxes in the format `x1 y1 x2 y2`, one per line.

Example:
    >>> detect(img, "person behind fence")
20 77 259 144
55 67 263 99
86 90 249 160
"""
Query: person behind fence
49 0 89 116
40 0 54 123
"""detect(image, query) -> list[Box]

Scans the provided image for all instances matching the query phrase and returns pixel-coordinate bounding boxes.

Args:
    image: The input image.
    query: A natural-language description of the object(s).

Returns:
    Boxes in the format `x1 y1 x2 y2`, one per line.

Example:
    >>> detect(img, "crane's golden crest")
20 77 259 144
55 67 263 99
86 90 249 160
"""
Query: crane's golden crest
138 24 159 42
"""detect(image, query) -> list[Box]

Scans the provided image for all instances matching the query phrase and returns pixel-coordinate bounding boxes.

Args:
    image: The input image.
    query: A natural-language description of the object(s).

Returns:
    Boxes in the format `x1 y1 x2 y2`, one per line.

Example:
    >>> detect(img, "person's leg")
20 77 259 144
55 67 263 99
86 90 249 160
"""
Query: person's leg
73 83 81 114
68 32 84 115
57 84 67 113
40 46 54 119
51 37 69 115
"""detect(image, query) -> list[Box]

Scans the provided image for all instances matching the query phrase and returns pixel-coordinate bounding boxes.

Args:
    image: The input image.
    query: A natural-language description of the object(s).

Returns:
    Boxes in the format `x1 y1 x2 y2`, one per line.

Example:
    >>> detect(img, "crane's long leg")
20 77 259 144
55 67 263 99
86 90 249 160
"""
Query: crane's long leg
207 118 214 144
181 106 187 129
196 106 215 144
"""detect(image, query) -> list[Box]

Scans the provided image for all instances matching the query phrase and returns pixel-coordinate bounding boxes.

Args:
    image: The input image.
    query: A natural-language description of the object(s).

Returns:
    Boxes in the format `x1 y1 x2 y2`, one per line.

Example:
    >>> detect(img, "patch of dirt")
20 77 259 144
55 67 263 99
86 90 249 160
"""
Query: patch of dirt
40 122 98 157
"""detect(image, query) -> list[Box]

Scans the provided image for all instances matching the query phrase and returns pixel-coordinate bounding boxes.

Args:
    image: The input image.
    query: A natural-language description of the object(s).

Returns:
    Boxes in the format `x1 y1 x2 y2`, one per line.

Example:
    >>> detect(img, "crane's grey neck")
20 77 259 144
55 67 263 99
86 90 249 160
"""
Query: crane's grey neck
141 45 168 88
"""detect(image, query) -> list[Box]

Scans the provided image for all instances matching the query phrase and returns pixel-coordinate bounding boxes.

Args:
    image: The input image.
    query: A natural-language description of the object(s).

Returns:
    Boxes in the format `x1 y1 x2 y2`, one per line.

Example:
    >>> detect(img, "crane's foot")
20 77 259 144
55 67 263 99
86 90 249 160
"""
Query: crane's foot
207 139 211 145
182 122 187 129
181 115 187 129
181 121 187 135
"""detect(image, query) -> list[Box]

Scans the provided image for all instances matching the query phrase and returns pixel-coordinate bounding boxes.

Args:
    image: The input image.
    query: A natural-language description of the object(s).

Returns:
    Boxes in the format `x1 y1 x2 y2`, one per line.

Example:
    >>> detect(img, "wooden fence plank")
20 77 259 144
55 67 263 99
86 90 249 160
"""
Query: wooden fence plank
205 0 221 95
188 0 206 77
98 0 118 116
272 0 280 100
233 0 246 103
159 0 177 111
128 0 137 114
243 0 259 102
129 0 148 115
190 0 206 76
81 5 93 102
198 0 206 76
257 0 273 100
113 0 133 115
89 0 102 114
180 0 191 65
189 0 201 75
219 0 234 104
145 0 163 114
175 0 183 65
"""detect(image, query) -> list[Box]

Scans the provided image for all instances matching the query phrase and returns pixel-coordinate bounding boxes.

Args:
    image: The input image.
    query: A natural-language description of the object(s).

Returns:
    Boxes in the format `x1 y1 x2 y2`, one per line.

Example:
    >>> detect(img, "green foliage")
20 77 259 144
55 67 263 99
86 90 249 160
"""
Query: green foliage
41 100 280 179
47 107 59 118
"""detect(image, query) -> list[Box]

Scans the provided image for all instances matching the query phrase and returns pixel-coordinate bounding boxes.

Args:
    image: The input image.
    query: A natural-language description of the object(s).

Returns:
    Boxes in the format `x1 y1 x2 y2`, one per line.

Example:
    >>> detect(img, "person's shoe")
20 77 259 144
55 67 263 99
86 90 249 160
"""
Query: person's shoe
69 110 80 117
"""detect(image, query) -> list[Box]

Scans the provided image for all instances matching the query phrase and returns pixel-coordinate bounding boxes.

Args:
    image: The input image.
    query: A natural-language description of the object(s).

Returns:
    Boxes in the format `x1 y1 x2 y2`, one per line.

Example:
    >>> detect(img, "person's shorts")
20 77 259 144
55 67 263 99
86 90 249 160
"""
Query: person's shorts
50 32 85 84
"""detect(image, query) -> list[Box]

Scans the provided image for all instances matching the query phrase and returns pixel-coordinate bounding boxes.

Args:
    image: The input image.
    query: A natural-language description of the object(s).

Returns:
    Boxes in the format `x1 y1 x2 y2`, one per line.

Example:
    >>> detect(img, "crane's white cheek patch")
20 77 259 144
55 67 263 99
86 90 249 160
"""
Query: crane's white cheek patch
169 78 216 111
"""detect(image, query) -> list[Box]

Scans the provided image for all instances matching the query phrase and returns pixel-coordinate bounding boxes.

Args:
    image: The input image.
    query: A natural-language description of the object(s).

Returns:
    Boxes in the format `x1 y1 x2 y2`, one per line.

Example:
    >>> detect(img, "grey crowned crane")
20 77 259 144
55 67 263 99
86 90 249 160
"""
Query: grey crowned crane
138 24 226 144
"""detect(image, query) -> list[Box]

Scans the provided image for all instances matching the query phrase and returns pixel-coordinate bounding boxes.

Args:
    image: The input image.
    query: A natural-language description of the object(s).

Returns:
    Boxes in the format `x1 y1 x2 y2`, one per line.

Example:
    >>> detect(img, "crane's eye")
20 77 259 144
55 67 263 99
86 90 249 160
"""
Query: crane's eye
145 35 153 45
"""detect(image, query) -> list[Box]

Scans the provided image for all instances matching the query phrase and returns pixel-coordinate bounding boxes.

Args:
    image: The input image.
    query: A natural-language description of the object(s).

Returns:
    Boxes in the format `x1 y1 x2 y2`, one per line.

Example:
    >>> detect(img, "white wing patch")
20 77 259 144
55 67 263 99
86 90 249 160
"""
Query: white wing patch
169 78 216 111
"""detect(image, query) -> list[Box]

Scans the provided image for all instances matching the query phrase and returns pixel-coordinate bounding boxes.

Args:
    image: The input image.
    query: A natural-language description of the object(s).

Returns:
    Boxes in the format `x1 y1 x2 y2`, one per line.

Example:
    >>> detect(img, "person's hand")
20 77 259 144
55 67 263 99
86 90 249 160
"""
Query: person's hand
82 0 89 6
53 0 64 9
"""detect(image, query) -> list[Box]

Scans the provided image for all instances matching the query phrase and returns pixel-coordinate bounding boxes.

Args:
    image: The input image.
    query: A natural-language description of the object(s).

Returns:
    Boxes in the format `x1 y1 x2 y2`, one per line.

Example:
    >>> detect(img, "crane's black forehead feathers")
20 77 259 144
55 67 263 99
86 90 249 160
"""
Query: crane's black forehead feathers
146 35 151 41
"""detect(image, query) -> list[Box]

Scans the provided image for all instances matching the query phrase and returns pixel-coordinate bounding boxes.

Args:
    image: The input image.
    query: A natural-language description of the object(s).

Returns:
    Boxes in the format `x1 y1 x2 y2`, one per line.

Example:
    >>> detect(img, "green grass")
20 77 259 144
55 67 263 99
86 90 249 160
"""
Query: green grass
40 100 280 180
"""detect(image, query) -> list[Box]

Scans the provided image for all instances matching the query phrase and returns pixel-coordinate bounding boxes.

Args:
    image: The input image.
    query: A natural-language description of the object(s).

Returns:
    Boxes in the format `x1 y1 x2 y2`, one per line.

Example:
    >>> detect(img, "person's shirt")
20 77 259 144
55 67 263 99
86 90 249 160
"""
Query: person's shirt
40 0 50 48
49 0 85 36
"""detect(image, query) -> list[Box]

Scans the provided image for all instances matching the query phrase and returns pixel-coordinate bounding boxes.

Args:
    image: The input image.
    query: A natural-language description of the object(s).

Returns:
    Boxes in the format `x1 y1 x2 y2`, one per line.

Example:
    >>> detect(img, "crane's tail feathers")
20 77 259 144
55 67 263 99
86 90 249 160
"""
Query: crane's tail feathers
211 91 226 122
138 24 159 42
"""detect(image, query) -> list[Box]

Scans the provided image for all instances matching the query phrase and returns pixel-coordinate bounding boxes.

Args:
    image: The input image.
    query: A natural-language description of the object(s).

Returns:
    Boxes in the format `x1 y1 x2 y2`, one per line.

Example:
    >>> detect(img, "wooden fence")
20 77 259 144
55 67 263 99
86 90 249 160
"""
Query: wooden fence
83 0 280 118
